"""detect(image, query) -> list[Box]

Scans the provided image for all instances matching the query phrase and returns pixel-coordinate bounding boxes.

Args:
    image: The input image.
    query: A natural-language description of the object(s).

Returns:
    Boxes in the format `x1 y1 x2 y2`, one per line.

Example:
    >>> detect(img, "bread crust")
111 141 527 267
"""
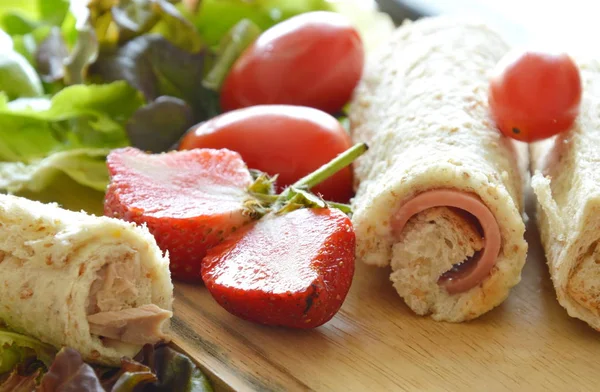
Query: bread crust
349 17 528 321
530 57 600 330
0 194 173 365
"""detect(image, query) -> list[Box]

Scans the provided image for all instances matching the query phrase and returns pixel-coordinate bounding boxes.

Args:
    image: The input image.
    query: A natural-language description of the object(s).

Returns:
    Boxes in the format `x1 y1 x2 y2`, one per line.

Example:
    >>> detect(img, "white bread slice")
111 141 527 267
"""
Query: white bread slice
530 57 600 330
0 194 173 365
349 17 528 321
391 207 483 320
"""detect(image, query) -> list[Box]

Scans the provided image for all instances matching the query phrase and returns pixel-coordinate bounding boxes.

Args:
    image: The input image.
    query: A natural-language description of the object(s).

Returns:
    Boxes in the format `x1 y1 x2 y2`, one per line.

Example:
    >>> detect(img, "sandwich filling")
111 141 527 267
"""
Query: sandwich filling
391 190 501 295
86 257 171 346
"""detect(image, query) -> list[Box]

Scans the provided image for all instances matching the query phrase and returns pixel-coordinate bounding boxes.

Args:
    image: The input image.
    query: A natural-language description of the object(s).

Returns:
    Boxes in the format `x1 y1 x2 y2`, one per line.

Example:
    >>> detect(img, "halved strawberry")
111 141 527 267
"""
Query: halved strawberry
201 208 355 329
104 147 253 281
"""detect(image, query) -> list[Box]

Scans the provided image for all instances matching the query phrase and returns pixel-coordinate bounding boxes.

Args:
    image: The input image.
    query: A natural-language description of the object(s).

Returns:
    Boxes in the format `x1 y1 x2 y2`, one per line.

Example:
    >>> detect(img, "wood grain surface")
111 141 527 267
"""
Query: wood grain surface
172 193 600 392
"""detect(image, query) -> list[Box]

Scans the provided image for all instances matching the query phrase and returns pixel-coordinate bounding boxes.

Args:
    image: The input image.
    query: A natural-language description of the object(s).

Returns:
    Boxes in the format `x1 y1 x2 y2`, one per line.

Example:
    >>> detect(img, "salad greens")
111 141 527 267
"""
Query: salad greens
0 81 143 193
0 327 213 391
0 50 43 100
0 328 55 375
0 0 393 213
180 0 333 48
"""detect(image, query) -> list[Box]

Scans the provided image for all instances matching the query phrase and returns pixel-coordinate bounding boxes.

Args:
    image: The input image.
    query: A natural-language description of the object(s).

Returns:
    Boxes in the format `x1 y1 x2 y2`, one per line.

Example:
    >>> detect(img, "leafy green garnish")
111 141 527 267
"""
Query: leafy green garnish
0 82 143 209
88 0 202 52
92 35 215 116
179 0 333 48
37 347 104 392
0 0 387 216
126 96 194 152
0 328 55 375
92 34 218 151
121 344 213 392
34 27 68 83
0 368 40 392
0 148 111 194
0 0 69 39
32 345 213 392
202 18 261 91
0 48 43 100
0 0 66 52
0 82 142 161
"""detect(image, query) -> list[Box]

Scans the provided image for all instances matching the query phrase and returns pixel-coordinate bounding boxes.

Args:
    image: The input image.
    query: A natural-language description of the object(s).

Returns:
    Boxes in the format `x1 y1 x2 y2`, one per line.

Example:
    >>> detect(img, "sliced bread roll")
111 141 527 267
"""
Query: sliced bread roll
349 17 528 321
531 57 600 330
0 194 173 365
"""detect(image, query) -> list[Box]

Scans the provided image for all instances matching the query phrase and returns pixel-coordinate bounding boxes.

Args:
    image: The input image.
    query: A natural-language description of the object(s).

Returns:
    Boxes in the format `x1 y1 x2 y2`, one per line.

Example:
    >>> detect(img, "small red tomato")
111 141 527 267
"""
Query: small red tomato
220 11 364 114
489 50 582 142
179 105 353 202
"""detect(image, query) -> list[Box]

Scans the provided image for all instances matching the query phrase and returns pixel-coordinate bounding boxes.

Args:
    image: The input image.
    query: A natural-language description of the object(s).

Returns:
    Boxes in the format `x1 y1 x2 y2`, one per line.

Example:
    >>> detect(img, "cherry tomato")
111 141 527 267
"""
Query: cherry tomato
489 50 582 142
179 105 353 202
220 11 364 114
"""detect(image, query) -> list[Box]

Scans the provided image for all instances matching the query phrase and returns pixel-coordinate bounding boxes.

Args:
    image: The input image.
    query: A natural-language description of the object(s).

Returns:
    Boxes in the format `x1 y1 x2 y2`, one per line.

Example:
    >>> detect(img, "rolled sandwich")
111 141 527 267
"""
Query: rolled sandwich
349 17 528 322
0 194 173 365
531 58 600 330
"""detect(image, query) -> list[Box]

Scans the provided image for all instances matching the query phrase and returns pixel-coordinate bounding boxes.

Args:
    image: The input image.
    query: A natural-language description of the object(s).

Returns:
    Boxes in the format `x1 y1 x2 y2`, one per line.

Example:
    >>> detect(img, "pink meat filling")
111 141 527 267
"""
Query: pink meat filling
391 190 502 294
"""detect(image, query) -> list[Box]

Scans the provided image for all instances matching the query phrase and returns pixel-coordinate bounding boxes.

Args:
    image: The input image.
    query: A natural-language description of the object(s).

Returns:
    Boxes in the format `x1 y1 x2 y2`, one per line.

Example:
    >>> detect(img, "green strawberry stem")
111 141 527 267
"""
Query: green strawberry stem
246 143 367 216
323 201 352 214
290 142 368 191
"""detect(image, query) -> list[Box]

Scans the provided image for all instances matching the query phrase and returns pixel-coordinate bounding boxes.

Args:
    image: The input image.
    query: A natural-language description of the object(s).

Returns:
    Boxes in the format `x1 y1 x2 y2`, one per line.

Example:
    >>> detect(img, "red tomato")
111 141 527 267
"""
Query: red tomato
179 105 354 202
489 50 582 142
220 11 364 114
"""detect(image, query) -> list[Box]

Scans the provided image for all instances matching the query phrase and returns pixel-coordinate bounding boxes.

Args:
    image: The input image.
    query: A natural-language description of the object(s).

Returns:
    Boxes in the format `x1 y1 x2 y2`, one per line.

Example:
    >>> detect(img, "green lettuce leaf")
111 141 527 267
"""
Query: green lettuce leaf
0 329 55 375
0 148 111 193
0 49 44 100
138 344 213 392
180 0 333 48
16 171 107 216
0 0 69 36
88 0 202 53
101 344 213 392
0 82 143 212
0 81 143 162
202 18 261 92
0 29 11 50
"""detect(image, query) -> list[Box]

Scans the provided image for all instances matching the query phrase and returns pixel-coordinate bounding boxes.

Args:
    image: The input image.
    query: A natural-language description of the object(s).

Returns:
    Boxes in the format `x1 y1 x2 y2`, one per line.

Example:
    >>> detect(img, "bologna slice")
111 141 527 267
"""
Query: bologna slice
531 58 600 330
349 17 528 322
0 194 173 365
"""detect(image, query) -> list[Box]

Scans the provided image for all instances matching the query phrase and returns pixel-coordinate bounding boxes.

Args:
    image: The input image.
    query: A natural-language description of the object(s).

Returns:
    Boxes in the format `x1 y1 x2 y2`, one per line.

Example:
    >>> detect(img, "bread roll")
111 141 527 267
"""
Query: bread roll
531 57 600 330
0 194 173 365
349 17 528 322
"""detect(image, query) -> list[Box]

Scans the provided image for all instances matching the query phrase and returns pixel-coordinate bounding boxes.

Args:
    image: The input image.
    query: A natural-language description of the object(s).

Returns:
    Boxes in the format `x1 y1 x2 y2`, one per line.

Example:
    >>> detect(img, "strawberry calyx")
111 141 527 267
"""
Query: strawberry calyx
243 143 368 218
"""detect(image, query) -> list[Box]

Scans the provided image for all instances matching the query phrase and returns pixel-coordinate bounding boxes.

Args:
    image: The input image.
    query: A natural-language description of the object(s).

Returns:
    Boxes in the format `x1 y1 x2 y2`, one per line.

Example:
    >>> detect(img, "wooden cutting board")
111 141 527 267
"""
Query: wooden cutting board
171 195 600 392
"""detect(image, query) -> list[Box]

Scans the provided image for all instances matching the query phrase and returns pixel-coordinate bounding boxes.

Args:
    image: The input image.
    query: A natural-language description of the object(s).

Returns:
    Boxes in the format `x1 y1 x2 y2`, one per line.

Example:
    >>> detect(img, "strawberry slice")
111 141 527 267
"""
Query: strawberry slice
104 147 253 281
201 208 355 328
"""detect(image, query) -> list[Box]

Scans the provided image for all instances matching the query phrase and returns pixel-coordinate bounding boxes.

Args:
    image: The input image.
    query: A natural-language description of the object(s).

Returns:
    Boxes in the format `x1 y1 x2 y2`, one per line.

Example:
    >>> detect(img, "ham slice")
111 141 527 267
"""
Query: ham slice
392 190 501 294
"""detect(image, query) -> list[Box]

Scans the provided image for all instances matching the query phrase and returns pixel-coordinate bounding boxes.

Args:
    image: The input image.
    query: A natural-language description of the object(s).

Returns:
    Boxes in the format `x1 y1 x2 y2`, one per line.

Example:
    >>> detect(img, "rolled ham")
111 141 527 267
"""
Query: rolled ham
0 194 173 365
531 57 600 330
349 17 528 322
